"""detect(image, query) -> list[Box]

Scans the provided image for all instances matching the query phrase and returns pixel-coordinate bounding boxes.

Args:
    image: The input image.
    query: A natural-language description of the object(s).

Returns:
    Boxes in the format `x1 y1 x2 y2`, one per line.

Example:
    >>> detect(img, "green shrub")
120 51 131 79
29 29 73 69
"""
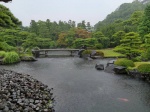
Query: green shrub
95 50 104 57
82 50 92 55
95 44 103 49
0 51 6 58
113 47 127 54
137 64 150 74
114 58 135 67
3 52 20 64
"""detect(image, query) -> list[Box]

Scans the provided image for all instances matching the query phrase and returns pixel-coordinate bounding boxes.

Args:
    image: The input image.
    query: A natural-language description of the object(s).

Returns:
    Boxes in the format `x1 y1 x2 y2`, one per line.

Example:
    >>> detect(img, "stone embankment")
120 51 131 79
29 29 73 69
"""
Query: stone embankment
105 62 150 83
0 69 54 112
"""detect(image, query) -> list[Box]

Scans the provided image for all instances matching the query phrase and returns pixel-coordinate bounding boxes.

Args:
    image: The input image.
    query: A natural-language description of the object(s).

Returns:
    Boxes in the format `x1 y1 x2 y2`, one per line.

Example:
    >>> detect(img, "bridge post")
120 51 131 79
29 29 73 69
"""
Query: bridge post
45 51 48 57
32 50 40 58
70 51 73 56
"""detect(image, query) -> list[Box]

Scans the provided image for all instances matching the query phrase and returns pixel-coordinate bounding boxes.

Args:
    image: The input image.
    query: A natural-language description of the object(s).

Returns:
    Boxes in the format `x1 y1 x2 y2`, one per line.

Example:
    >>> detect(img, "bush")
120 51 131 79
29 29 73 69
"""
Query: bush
95 50 104 57
0 51 6 58
137 64 150 74
3 52 20 64
113 47 127 54
95 44 103 49
114 58 135 67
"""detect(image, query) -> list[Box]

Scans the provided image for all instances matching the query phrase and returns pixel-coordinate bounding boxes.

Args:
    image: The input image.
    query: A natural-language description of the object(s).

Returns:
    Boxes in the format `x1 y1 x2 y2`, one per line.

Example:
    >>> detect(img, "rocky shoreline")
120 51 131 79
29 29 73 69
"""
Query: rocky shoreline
105 64 150 83
0 69 54 112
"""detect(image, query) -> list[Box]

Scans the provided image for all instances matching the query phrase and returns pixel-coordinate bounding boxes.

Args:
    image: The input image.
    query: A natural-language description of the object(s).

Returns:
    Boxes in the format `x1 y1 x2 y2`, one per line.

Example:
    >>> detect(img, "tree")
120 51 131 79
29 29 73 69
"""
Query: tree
30 20 39 35
139 5 150 37
86 22 92 31
57 33 67 48
77 20 86 29
37 20 50 38
141 33 150 48
115 32 142 59
0 4 21 28
92 31 110 48
112 31 126 47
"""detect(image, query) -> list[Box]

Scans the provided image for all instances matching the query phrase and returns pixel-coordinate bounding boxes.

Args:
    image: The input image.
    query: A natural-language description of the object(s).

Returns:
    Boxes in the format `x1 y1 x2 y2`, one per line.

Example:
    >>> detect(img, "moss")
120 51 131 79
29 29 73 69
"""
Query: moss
137 64 150 74
114 58 135 67
134 62 150 68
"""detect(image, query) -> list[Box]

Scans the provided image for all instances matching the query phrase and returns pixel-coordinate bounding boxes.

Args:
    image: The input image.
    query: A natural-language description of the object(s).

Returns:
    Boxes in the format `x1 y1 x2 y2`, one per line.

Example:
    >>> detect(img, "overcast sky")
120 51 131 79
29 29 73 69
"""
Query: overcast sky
0 0 133 26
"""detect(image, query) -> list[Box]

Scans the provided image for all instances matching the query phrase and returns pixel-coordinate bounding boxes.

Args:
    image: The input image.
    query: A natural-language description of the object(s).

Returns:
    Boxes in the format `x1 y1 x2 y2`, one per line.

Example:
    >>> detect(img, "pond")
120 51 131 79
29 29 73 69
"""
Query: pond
1 57 150 112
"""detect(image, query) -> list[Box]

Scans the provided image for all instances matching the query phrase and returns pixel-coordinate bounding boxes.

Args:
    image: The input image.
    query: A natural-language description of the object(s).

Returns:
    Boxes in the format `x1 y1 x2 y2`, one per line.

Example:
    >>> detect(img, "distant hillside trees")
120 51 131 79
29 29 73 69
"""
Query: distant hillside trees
139 5 150 37
95 0 146 30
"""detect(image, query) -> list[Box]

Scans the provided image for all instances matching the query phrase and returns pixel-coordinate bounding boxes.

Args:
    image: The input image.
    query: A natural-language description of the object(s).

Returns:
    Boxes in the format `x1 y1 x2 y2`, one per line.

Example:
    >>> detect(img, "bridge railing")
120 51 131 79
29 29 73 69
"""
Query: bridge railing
32 49 83 58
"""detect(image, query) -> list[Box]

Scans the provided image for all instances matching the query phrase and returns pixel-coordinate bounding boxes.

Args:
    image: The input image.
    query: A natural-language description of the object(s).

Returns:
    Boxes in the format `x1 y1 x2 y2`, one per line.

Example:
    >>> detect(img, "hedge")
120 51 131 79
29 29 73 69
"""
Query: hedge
114 58 135 67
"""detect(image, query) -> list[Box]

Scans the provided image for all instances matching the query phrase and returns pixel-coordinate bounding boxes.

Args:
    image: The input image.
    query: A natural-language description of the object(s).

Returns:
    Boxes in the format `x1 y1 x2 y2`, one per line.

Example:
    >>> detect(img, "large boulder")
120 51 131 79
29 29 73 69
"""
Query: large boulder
106 60 116 66
78 49 85 58
113 66 127 74
95 64 104 70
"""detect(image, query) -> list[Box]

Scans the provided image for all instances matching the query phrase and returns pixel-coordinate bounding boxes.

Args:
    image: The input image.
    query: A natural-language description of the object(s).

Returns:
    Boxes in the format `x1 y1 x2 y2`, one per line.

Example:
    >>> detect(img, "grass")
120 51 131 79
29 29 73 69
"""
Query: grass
99 49 126 58
134 62 150 68
3 51 20 64
127 62 150 70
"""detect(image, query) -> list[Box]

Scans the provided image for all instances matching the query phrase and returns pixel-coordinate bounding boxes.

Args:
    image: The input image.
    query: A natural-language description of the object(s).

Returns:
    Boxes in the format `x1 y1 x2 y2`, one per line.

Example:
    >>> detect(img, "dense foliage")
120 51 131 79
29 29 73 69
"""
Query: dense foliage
95 0 147 30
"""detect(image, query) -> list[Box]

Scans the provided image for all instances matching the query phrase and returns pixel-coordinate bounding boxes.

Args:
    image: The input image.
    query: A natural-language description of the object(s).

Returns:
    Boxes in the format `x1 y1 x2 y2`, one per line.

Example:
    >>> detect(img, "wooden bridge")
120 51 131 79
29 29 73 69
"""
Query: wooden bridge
32 49 83 57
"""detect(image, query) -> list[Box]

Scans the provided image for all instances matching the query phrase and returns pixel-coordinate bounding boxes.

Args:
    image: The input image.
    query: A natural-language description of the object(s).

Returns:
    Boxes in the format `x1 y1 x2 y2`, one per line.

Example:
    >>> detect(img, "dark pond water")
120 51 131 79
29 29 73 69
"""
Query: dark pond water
1 58 150 112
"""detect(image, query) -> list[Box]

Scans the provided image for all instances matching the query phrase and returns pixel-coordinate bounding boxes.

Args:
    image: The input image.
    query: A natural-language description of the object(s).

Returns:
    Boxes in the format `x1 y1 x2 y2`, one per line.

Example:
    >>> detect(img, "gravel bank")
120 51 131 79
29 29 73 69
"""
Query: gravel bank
0 69 54 112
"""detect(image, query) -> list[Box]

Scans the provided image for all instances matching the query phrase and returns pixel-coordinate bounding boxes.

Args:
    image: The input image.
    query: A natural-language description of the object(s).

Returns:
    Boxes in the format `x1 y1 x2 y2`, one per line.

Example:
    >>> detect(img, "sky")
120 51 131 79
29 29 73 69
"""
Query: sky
0 0 133 26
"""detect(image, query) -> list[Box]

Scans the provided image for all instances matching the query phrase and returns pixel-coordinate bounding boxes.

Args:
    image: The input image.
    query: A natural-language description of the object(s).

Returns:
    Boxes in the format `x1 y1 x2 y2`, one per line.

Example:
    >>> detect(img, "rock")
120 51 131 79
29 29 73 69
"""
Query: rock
21 56 37 61
0 103 5 110
95 64 104 70
78 49 85 58
44 109 48 112
106 60 116 67
0 69 54 112
113 66 127 74
3 106 9 111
